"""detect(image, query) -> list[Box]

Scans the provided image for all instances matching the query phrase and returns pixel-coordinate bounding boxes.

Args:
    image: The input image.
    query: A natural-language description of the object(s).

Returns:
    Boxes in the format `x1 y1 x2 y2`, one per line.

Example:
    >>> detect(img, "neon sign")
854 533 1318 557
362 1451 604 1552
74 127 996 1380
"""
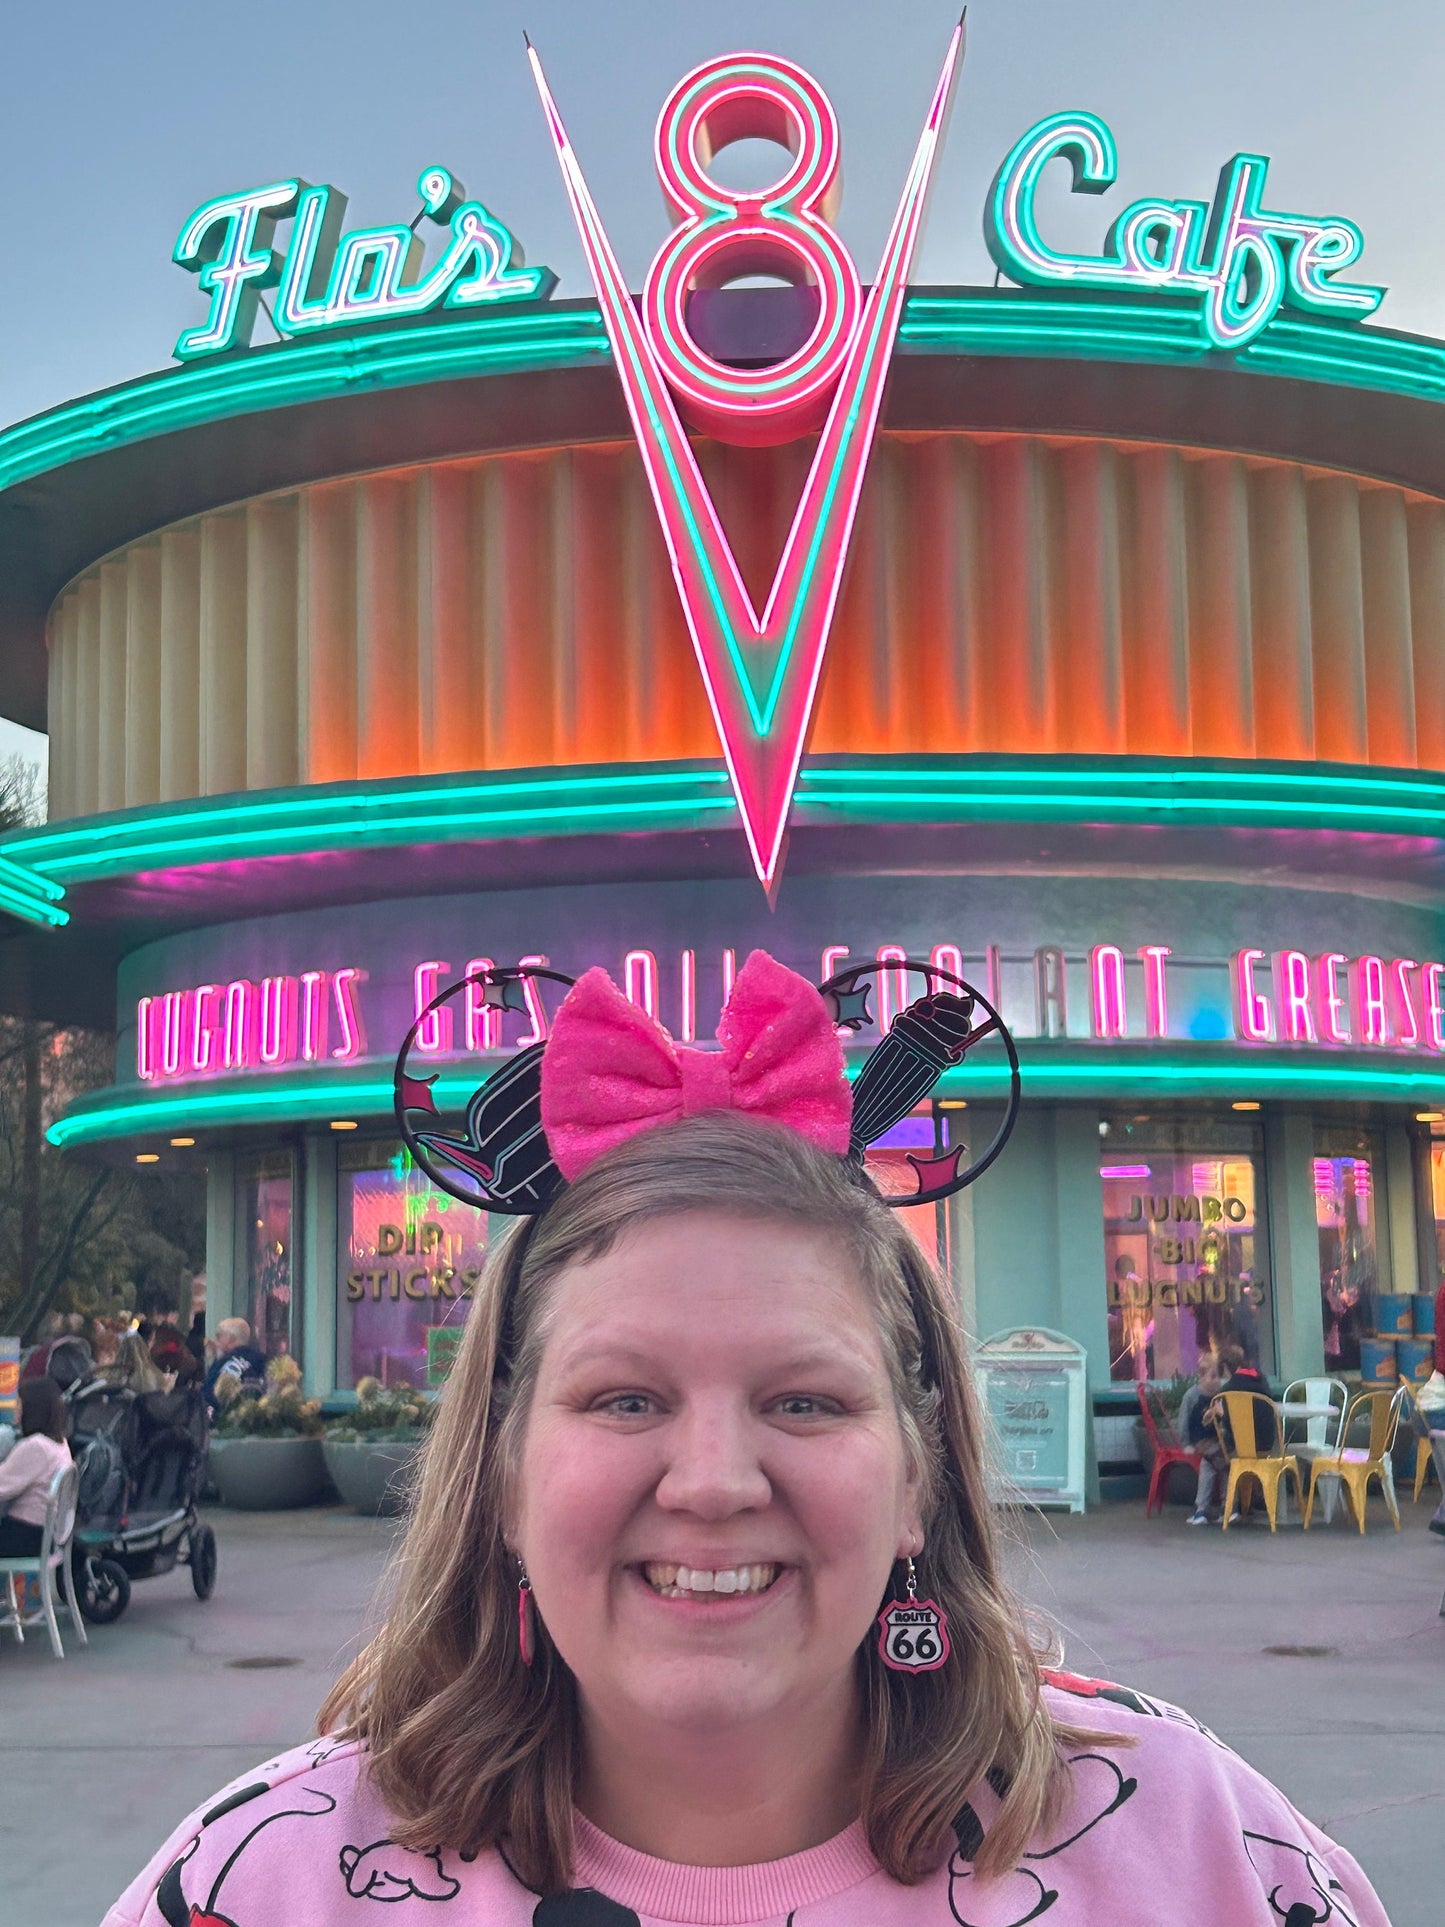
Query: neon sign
529 31 964 892
1231 948 1445 1051
173 167 552 362
985 111 1384 350
134 936 1445 1089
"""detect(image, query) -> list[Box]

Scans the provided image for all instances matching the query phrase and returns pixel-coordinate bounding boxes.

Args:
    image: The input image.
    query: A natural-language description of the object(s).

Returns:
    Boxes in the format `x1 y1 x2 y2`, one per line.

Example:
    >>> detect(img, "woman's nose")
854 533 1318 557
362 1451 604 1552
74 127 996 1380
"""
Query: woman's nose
653 1406 772 1519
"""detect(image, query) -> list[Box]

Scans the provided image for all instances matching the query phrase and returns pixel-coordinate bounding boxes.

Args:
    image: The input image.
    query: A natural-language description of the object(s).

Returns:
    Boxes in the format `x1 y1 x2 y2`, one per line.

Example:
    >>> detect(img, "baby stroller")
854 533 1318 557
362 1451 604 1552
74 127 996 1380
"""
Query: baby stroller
65 1379 217 1623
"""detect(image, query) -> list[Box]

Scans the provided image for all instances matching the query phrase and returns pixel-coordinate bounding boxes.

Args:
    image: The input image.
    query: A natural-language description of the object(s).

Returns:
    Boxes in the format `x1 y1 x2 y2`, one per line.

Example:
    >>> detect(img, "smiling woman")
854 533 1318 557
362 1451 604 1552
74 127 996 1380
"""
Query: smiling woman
101 960 1391 1927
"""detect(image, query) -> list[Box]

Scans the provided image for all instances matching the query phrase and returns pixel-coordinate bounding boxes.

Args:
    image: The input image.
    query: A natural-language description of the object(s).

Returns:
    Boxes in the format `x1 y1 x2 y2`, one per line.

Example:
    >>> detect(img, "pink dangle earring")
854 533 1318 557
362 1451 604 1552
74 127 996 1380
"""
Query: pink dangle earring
517 1567 536 1668
876 1555 951 1674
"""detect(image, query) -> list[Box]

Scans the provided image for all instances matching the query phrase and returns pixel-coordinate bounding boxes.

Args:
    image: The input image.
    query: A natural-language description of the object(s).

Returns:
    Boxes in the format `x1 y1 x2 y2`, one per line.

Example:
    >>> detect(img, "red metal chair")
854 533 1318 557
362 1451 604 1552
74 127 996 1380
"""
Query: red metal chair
1137 1383 1204 1517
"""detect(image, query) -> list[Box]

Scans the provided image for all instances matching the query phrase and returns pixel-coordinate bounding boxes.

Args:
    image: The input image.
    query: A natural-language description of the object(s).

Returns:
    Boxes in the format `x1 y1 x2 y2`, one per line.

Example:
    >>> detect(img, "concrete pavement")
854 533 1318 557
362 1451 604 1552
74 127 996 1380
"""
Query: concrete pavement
7 1494 1441 1925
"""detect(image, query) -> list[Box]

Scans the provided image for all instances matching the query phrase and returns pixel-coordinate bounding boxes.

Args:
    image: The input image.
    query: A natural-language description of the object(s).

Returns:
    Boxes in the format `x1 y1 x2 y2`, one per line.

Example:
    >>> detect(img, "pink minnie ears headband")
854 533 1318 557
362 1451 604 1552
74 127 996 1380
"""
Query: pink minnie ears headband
394 949 1020 1217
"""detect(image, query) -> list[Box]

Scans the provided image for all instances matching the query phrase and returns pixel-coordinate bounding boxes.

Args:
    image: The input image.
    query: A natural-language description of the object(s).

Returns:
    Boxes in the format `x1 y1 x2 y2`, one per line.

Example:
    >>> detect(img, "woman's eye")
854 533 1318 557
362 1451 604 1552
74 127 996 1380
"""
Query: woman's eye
596 1392 655 1418
773 1395 839 1419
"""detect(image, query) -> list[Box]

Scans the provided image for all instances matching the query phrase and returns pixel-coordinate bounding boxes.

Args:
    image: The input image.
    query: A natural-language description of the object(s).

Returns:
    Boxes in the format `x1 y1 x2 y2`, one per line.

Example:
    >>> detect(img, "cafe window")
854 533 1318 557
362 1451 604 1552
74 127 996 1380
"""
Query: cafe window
1100 1114 1271 1383
1315 1127 1381 1373
238 1152 293 1359
336 1138 491 1391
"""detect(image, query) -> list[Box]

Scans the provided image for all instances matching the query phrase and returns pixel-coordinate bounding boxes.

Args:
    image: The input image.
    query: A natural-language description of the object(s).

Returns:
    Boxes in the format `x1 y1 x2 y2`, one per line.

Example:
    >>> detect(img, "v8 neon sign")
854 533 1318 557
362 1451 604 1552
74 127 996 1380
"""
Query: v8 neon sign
529 28 964 893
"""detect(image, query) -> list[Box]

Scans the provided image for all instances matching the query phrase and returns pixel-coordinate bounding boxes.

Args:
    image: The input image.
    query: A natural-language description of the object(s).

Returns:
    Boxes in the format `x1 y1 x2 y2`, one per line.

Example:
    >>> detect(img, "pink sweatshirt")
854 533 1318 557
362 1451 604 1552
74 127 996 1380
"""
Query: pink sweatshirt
102 1674 1390 1926
0 1432 70 1528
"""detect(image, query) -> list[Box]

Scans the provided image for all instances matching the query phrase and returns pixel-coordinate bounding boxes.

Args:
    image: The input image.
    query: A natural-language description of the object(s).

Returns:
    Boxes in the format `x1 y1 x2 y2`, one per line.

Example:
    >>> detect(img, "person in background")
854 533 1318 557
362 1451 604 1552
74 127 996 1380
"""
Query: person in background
1209 1339 1277 1500
150 1325 202 1390
0 1377 72 1558
1232 1279 1265 1368
202 1318 266 1415
185 1309 207 1367
1180 1353 1227 1526
104 1332 168 1397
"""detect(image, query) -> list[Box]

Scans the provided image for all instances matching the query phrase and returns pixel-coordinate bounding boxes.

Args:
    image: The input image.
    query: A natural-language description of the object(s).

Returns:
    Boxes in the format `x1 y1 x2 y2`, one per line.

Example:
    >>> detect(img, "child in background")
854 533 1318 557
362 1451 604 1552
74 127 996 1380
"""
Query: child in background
1181 1352 1227 1525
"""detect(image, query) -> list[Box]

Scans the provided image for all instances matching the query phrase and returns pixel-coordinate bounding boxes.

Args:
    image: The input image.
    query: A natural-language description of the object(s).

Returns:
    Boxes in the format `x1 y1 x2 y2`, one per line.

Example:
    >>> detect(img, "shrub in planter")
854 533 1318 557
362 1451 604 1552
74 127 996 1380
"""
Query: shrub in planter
322 1378 435 1516
208 1357 329 1509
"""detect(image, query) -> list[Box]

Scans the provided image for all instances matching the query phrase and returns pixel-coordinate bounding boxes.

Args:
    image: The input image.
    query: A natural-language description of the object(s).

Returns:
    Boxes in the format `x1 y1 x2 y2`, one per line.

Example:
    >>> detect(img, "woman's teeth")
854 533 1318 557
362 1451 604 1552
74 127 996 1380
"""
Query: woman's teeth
643 1562 779 1598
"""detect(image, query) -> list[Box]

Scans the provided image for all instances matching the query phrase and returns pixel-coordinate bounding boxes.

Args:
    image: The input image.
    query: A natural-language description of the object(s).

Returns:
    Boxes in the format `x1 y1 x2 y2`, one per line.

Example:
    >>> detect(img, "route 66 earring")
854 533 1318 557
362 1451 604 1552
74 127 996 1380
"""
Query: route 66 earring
876 1556 951 1674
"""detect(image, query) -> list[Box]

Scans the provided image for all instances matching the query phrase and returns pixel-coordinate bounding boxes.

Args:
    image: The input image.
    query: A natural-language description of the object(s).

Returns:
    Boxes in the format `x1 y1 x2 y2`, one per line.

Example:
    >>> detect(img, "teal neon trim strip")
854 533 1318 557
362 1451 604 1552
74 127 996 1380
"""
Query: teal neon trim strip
0 305 610 497
0 850 68 928
48 1043 1445 1149
5 758 1445 892
0 766 737 881
10 289 1445 512
897 289 1445 400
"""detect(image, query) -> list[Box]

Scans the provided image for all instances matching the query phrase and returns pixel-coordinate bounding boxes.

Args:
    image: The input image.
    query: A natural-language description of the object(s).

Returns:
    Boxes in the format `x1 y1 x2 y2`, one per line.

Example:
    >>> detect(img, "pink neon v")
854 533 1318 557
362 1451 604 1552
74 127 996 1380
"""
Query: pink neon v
528 25 965 892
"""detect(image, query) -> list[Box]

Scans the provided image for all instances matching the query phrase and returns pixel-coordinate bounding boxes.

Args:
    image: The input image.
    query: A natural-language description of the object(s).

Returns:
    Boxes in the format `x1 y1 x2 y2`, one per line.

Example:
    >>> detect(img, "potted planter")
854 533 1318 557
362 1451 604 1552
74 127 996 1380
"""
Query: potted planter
322 1437 423 1515
208 1357 329 1509
209 1434 329 1509
322 1379 434 1517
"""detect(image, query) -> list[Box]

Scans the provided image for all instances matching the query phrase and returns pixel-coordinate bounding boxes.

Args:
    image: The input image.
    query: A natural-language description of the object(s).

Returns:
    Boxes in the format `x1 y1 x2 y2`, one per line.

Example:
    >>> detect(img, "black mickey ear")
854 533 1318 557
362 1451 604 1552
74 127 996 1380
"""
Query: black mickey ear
393 964 575 1216
818 958 1022 1207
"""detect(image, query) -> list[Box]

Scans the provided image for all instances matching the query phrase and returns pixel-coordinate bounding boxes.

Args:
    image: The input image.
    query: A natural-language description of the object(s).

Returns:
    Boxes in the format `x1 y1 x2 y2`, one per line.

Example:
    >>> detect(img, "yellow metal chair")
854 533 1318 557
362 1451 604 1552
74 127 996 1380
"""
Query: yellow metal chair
1400 1386 1441 1502
1415 1436 1436 1503
1302 1387 1406 1532
1215 1392 1305 1533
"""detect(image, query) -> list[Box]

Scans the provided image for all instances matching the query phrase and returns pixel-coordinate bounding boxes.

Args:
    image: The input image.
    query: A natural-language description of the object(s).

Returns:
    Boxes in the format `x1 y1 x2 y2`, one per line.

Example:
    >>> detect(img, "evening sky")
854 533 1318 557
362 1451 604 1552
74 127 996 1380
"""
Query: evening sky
1 0 1439 774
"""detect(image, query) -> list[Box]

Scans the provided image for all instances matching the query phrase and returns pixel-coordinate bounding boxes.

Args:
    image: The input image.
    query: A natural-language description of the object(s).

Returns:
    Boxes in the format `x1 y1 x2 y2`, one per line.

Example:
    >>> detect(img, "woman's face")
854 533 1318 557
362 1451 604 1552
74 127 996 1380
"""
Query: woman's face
511 1210 921 1747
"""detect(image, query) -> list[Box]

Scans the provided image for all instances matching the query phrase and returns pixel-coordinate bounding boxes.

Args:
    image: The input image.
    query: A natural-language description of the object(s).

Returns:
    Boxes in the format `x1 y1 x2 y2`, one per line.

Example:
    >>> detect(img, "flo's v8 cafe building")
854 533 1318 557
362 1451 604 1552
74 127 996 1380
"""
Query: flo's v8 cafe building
3 34 1445 1485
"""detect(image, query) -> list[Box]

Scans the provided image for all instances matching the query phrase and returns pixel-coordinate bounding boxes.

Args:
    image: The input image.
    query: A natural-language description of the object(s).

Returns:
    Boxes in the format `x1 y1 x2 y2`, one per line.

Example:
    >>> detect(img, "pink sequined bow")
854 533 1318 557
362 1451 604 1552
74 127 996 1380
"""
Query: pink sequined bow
539 949 853 1180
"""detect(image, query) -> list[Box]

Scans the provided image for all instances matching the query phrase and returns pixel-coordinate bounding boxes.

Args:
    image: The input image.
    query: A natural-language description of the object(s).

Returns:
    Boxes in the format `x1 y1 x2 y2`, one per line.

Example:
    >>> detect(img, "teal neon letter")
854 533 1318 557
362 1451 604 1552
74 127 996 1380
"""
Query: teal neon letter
173 182 300 360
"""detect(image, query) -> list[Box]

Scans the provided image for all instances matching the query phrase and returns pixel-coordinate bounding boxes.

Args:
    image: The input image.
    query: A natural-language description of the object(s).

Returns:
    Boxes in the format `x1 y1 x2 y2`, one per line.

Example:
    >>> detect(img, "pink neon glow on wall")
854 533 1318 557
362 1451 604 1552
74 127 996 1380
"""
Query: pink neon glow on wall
414 961 451 1054
876 944 909 1033
259 976 297 1066
1352 955 1389 1047
1316 952 1349 1044
1139 945 1170 1038
136 996 156 1081
680 949 697 1043
1232 950 1273 1042
528 27 964 890
1089 944 1127 1039
722 948 737 1003
624 949 659 1018
299 971 326 1062
331 968 364 1061
1427 963 1445 1052
1392 958 1421 1049
465 957 502 1052
517 954 551 1047
190 984 219 1073
1275 951 1316 1044
820 944 849 984
224 980 254 1070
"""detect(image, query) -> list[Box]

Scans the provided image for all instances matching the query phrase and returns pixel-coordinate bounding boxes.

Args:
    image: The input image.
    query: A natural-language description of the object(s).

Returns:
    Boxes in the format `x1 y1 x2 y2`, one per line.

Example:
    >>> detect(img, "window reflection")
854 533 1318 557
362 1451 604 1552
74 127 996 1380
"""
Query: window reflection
1100 1115 1270 1383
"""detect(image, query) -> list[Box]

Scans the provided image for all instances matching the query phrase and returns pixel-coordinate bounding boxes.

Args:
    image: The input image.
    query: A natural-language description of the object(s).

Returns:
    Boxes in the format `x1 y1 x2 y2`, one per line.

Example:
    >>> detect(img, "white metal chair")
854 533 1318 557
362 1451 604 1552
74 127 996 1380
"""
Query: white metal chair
0 1461 88 1658
1282 1377 1349 1524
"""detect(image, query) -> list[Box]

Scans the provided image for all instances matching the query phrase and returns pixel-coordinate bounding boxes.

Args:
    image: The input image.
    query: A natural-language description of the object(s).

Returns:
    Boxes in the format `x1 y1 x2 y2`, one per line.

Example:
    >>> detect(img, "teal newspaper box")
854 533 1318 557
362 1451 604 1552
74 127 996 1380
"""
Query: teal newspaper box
975 1326 1087 1513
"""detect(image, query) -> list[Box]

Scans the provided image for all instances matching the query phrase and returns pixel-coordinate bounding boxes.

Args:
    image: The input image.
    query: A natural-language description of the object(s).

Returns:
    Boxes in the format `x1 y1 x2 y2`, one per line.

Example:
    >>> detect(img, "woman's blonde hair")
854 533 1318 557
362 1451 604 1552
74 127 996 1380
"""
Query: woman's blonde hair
321 1113 1098 1889
107 1331 166 1396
